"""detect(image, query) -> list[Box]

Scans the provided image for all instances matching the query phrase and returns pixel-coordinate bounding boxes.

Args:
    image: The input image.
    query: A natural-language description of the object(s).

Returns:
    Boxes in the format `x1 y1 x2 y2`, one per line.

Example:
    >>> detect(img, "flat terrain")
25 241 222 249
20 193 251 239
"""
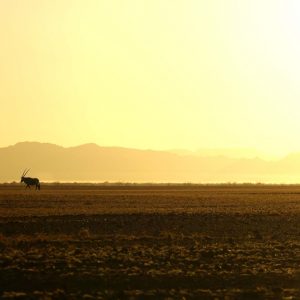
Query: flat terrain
1 184 300 299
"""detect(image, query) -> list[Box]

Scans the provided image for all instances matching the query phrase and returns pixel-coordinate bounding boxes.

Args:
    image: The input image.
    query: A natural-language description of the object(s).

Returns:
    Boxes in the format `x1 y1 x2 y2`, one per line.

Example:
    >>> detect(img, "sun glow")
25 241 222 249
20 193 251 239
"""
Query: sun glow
1 1 300 159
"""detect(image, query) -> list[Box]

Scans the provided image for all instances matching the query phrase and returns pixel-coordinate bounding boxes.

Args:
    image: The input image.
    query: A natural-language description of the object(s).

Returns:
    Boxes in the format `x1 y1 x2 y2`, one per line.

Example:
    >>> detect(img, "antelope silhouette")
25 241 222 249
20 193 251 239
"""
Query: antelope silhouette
20 169 40 190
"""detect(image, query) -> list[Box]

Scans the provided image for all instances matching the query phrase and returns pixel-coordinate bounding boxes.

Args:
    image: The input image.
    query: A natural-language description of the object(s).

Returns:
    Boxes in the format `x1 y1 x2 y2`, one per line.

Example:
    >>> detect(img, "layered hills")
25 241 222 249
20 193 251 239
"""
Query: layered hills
0 142 299 183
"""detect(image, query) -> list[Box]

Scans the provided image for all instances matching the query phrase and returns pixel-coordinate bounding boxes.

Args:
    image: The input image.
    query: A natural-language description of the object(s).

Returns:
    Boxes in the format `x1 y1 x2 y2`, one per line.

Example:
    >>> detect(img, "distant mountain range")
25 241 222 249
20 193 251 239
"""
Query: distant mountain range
1 142 300 183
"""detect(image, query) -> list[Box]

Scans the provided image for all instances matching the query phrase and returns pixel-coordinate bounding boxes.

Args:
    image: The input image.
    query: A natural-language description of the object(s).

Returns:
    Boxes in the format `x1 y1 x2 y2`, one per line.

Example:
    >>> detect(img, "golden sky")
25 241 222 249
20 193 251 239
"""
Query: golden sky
1 1 300 157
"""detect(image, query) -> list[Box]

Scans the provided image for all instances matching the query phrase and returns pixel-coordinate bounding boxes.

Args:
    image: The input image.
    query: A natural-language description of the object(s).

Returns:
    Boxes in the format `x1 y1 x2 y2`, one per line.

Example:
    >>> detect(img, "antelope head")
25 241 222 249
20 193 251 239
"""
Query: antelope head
21 169 30 182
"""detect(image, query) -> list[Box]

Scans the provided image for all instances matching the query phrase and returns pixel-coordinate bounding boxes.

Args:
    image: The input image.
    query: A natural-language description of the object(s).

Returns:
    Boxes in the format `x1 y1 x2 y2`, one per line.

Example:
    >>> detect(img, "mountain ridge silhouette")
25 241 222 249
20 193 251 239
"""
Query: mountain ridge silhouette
1 142 300 183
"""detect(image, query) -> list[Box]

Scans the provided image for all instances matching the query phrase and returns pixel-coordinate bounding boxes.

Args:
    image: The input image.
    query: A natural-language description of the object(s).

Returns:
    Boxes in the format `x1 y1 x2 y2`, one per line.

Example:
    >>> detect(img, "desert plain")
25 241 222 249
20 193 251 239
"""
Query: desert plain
0 184 300 299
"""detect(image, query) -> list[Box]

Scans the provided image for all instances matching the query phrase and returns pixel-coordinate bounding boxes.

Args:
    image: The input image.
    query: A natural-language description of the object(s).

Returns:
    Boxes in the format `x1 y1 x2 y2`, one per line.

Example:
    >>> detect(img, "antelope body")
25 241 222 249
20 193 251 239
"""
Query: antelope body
21 169 40 190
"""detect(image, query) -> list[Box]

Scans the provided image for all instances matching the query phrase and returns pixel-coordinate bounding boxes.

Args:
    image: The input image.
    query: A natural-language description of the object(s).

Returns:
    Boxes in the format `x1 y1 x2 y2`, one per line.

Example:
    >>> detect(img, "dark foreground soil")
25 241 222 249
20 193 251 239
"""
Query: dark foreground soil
0 185 300 299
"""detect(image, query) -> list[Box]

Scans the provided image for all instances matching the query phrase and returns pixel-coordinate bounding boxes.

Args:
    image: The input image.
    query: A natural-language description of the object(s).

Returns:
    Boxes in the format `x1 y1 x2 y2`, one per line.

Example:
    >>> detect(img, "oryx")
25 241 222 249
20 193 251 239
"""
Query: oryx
20 169 41 190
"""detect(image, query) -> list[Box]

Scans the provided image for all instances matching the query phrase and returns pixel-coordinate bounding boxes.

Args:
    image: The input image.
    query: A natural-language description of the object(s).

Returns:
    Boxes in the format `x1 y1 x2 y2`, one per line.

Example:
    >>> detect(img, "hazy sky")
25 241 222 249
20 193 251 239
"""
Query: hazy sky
1 1 300 157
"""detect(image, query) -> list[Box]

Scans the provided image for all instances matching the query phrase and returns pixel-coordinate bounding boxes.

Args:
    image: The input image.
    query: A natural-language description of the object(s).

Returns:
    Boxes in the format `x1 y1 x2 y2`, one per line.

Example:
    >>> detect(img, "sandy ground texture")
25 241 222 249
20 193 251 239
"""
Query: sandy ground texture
0 184 300 299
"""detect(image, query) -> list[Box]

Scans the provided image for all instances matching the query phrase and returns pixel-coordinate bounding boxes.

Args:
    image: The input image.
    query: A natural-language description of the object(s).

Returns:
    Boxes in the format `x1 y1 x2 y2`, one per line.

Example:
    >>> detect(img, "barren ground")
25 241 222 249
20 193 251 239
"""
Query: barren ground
1 184 300 299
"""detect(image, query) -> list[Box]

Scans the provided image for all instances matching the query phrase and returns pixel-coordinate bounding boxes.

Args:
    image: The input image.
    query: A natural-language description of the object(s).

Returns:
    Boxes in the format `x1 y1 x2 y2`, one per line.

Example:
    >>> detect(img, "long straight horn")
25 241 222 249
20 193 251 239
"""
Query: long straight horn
23 169 30 176
22 169 27 176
